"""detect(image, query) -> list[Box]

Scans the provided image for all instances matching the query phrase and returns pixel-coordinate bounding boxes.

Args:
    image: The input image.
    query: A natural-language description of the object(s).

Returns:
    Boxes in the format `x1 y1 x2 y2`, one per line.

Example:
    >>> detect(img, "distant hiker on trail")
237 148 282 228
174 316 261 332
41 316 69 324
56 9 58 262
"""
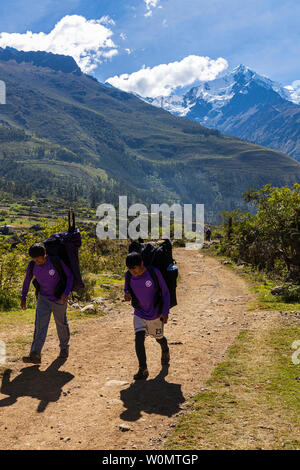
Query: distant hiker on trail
205 226 211 241
124 252 170 381
21 242 74 364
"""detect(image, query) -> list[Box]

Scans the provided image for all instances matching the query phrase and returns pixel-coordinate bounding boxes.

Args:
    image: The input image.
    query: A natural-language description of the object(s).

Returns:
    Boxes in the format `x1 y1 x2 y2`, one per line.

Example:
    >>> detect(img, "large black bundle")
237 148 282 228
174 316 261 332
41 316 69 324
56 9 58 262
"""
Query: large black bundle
43 227 84 292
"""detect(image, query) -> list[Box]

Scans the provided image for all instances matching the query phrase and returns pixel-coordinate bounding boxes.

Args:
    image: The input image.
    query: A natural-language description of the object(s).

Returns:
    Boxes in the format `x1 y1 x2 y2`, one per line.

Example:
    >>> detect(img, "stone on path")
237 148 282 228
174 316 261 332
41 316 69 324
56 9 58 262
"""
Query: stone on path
81 304 97 314
105 380 129 387
119 424 131 432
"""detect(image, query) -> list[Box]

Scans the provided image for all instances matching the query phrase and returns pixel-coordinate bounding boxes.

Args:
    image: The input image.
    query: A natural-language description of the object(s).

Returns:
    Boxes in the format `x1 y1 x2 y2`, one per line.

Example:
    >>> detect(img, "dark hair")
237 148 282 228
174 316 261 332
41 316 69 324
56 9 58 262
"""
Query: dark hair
29 243 46 258
126 252 143 269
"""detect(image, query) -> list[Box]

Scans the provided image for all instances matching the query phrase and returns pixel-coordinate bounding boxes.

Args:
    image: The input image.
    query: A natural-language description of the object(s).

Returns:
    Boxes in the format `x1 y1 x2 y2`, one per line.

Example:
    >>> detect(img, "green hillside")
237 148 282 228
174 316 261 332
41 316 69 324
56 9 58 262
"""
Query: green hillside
0 56 300 221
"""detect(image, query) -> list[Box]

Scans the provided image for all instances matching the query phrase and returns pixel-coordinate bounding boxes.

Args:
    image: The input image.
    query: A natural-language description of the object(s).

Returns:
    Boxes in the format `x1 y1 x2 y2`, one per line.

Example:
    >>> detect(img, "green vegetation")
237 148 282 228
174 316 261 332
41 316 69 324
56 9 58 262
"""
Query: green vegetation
0 217 128 310
210 184 300 302
166 187 299 449
249 282 300 311
166 326 300 449
1 60 300 221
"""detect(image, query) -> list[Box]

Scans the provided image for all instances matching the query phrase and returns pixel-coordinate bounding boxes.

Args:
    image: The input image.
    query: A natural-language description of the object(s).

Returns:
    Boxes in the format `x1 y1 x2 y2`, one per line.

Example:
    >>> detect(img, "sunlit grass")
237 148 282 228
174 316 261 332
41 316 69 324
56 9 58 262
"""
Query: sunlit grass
166 326 300 449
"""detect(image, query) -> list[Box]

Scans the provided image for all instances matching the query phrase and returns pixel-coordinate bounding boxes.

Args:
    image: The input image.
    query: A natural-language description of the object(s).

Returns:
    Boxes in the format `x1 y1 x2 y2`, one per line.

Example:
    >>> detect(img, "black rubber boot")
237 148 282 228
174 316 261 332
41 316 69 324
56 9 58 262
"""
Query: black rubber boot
22 352 41 364
133 367 149 380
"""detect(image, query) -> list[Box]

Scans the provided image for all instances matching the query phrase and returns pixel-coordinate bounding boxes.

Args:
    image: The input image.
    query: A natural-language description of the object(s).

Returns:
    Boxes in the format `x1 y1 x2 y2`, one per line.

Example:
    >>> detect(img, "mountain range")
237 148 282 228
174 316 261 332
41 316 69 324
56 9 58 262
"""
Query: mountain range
143 65 300 162
0 48 300 223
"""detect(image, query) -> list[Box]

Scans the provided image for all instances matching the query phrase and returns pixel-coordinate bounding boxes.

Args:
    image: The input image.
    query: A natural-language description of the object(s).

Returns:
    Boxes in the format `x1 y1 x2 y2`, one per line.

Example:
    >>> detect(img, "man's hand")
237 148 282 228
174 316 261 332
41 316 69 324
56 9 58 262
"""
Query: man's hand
160 314 168 324
21 300 27 310
124 293 131 302
60 294 69 304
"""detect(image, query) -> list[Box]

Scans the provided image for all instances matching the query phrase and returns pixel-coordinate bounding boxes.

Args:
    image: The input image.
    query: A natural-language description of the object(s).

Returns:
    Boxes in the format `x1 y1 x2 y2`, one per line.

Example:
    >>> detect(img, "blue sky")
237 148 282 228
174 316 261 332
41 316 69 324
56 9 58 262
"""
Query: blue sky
0 0 299 96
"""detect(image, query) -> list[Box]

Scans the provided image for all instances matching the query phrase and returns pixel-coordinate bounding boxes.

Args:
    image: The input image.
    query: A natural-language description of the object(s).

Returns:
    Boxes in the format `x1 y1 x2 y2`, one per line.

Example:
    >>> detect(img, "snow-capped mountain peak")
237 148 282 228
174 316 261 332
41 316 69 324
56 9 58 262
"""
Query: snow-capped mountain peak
186 64 288 108
137 64 300 163
141 64 299 120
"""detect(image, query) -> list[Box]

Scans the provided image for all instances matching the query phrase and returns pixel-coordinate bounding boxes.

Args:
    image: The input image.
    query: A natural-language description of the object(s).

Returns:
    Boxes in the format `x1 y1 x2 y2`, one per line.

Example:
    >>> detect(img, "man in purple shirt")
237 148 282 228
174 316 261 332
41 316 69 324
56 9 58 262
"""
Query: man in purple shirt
124 252 170 380
21 243 74 364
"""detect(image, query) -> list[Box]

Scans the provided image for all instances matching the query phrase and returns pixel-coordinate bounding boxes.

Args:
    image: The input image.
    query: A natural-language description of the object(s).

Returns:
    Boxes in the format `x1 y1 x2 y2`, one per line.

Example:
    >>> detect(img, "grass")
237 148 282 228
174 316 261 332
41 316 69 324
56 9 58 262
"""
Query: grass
85 272 123 299
165 247 300 450
249 283 300 311
0 308 36 330
166 326 300 449
75 271 124 303
0 216 45 227
0 291 120 331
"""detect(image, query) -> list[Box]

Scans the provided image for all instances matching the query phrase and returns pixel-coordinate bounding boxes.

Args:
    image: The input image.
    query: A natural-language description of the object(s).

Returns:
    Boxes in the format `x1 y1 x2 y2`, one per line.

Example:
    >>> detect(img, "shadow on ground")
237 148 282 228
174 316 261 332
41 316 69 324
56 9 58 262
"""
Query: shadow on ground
0 358 74 412
120 365 185 421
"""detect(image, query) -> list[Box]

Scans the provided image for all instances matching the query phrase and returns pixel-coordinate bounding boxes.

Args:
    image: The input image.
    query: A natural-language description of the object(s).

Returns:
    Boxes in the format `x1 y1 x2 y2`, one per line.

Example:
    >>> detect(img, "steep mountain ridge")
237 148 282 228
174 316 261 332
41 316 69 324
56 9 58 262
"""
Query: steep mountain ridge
0 46 81 75
144 65 300 161
0 50 300 222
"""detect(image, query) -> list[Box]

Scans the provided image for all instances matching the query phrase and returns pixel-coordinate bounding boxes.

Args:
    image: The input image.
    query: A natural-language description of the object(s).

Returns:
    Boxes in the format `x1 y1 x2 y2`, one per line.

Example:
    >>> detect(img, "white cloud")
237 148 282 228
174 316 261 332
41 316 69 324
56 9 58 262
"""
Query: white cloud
99 15 116 26
0 15 118 73
144 0 161 17
106 55 228 98
102 49 119 59
145 0 160 9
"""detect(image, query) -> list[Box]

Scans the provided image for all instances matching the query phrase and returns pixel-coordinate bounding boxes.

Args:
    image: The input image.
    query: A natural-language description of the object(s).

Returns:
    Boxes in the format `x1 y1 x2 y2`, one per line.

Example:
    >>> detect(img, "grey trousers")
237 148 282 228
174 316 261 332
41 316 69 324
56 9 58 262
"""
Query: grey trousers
30 294 70 355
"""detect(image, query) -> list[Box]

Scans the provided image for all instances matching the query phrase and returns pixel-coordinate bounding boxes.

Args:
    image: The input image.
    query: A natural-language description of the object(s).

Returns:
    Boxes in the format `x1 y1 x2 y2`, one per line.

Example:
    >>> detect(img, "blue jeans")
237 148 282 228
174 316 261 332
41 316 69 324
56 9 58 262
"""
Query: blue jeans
30 294 70 355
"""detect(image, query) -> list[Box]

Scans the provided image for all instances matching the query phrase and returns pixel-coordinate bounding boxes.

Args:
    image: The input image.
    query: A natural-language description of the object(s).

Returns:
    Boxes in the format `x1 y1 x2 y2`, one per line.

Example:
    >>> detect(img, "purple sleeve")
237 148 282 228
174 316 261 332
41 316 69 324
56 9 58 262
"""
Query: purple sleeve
60 260 74 296
155 268 170 316
21 262 33 302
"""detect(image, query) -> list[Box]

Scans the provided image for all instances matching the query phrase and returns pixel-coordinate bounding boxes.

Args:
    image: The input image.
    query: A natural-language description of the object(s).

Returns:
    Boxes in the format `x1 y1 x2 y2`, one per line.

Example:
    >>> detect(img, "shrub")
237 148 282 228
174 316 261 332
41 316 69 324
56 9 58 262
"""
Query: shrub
0 217 128 310
220 184 300 282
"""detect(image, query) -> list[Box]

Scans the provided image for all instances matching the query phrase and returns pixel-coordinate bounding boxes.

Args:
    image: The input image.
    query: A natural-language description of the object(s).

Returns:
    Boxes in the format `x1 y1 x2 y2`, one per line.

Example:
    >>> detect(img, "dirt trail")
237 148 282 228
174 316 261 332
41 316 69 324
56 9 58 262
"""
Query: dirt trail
0 248 253 450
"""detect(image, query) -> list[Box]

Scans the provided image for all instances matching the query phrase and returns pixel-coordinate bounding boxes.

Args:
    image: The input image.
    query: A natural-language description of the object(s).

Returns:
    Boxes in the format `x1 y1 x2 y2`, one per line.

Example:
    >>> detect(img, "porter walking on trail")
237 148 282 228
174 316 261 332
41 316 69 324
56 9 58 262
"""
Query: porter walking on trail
124 252 170 380
205 226 211 241
21 243 74 364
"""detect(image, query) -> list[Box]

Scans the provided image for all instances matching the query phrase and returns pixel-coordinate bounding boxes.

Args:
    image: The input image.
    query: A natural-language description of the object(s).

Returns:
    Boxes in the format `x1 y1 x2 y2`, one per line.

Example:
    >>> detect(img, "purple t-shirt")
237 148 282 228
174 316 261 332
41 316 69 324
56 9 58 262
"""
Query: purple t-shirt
124 267 170 321
21 257 74 302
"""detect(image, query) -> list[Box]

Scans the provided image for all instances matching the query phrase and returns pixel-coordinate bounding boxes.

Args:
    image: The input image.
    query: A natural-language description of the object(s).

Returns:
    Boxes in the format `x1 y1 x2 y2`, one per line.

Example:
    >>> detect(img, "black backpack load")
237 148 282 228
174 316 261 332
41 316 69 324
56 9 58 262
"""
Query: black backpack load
29 209 85 299
127 238 178 310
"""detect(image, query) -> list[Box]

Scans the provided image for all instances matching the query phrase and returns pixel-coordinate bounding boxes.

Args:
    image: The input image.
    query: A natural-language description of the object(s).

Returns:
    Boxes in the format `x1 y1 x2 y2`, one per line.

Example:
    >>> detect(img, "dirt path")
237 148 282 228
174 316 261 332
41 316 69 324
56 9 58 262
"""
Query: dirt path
0 248 253 450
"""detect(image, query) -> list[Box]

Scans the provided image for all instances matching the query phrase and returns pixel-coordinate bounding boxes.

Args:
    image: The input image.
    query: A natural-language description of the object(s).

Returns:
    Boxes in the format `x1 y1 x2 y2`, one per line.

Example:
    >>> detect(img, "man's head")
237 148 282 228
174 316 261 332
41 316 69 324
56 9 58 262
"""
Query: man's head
29 243 47 265
126 252 145 277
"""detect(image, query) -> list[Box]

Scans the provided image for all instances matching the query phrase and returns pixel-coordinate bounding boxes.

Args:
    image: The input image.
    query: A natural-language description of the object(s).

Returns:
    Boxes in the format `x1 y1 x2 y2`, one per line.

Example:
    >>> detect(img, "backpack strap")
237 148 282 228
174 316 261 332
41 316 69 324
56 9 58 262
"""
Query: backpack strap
125 270 140 308
125 270 132 296
49 256 67 283
147 266 163 315
147 266 160 292
29 260 35 277
29 260 40 298
49 256 67 298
